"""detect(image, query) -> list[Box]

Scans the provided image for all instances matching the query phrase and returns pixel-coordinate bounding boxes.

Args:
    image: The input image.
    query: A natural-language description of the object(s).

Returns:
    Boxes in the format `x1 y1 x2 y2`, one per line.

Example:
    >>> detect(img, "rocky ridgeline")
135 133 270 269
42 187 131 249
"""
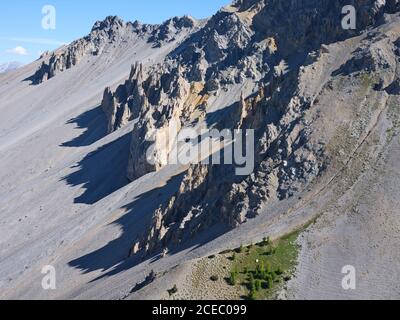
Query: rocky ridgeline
29 15 198 84
30 16 126 84
149 16 197 48
96 0 400 255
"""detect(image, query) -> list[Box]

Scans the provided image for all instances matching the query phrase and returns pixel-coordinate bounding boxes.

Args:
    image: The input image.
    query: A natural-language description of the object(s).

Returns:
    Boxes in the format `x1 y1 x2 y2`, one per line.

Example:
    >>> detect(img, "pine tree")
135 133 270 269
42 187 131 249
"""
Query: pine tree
249 273 255 292
229 271 237 286
255 279 262 291
248 273 257 299
268 276 273 289
260 261 265 278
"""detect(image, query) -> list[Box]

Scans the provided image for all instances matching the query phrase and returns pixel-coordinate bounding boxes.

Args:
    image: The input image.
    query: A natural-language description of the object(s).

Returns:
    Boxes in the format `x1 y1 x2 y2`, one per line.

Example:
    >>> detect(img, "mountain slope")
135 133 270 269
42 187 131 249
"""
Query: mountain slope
0 14 200 299
0 0 400 300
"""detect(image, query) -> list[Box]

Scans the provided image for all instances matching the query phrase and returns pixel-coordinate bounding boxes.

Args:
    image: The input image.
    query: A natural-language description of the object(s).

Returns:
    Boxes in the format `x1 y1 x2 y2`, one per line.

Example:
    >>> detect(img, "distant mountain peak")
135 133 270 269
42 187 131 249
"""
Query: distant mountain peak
0 61 24 74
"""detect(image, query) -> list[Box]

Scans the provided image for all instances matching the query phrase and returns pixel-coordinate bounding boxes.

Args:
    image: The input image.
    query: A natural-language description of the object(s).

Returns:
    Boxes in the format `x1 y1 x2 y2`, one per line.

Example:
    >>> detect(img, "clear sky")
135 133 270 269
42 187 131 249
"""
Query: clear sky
0 0 230 64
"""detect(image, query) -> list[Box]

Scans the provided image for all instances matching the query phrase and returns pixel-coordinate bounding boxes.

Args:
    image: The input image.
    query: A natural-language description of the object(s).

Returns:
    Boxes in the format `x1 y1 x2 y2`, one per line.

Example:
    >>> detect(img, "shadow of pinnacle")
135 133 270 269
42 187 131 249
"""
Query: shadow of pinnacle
61 106 108 148
62 132 131 205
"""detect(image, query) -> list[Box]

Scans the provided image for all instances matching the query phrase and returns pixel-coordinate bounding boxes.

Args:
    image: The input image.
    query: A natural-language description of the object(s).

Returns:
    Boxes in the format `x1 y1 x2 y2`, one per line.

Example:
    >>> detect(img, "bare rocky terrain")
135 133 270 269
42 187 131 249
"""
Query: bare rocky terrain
0 0 400 300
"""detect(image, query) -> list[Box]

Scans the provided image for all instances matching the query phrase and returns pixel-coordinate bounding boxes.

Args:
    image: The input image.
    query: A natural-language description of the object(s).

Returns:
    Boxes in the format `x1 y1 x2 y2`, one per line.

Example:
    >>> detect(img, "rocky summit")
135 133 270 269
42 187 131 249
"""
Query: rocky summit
1 0 400 300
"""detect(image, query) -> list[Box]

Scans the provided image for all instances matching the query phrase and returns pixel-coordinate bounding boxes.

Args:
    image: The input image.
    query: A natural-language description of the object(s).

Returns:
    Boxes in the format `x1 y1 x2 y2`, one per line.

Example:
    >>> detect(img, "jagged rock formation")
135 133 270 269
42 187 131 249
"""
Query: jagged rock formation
131 69 327 253
29 16 199 84
106 1 273 181
101 62 146 133
31 16 125 84
149 16 197 48
117 0 400 255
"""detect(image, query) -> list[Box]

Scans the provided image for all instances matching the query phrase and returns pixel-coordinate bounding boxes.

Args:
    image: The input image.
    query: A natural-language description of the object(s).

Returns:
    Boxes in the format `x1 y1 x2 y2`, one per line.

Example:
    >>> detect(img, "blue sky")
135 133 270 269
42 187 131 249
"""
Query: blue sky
0 0 230 64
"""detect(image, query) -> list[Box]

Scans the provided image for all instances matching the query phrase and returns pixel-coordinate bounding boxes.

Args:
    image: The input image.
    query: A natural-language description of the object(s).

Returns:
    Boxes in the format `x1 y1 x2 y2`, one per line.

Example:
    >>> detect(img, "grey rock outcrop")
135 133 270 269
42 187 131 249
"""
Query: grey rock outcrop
101 62 146 133
149 16 197 48
31 16 129 84
98 0 400 253
29 15 199 85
